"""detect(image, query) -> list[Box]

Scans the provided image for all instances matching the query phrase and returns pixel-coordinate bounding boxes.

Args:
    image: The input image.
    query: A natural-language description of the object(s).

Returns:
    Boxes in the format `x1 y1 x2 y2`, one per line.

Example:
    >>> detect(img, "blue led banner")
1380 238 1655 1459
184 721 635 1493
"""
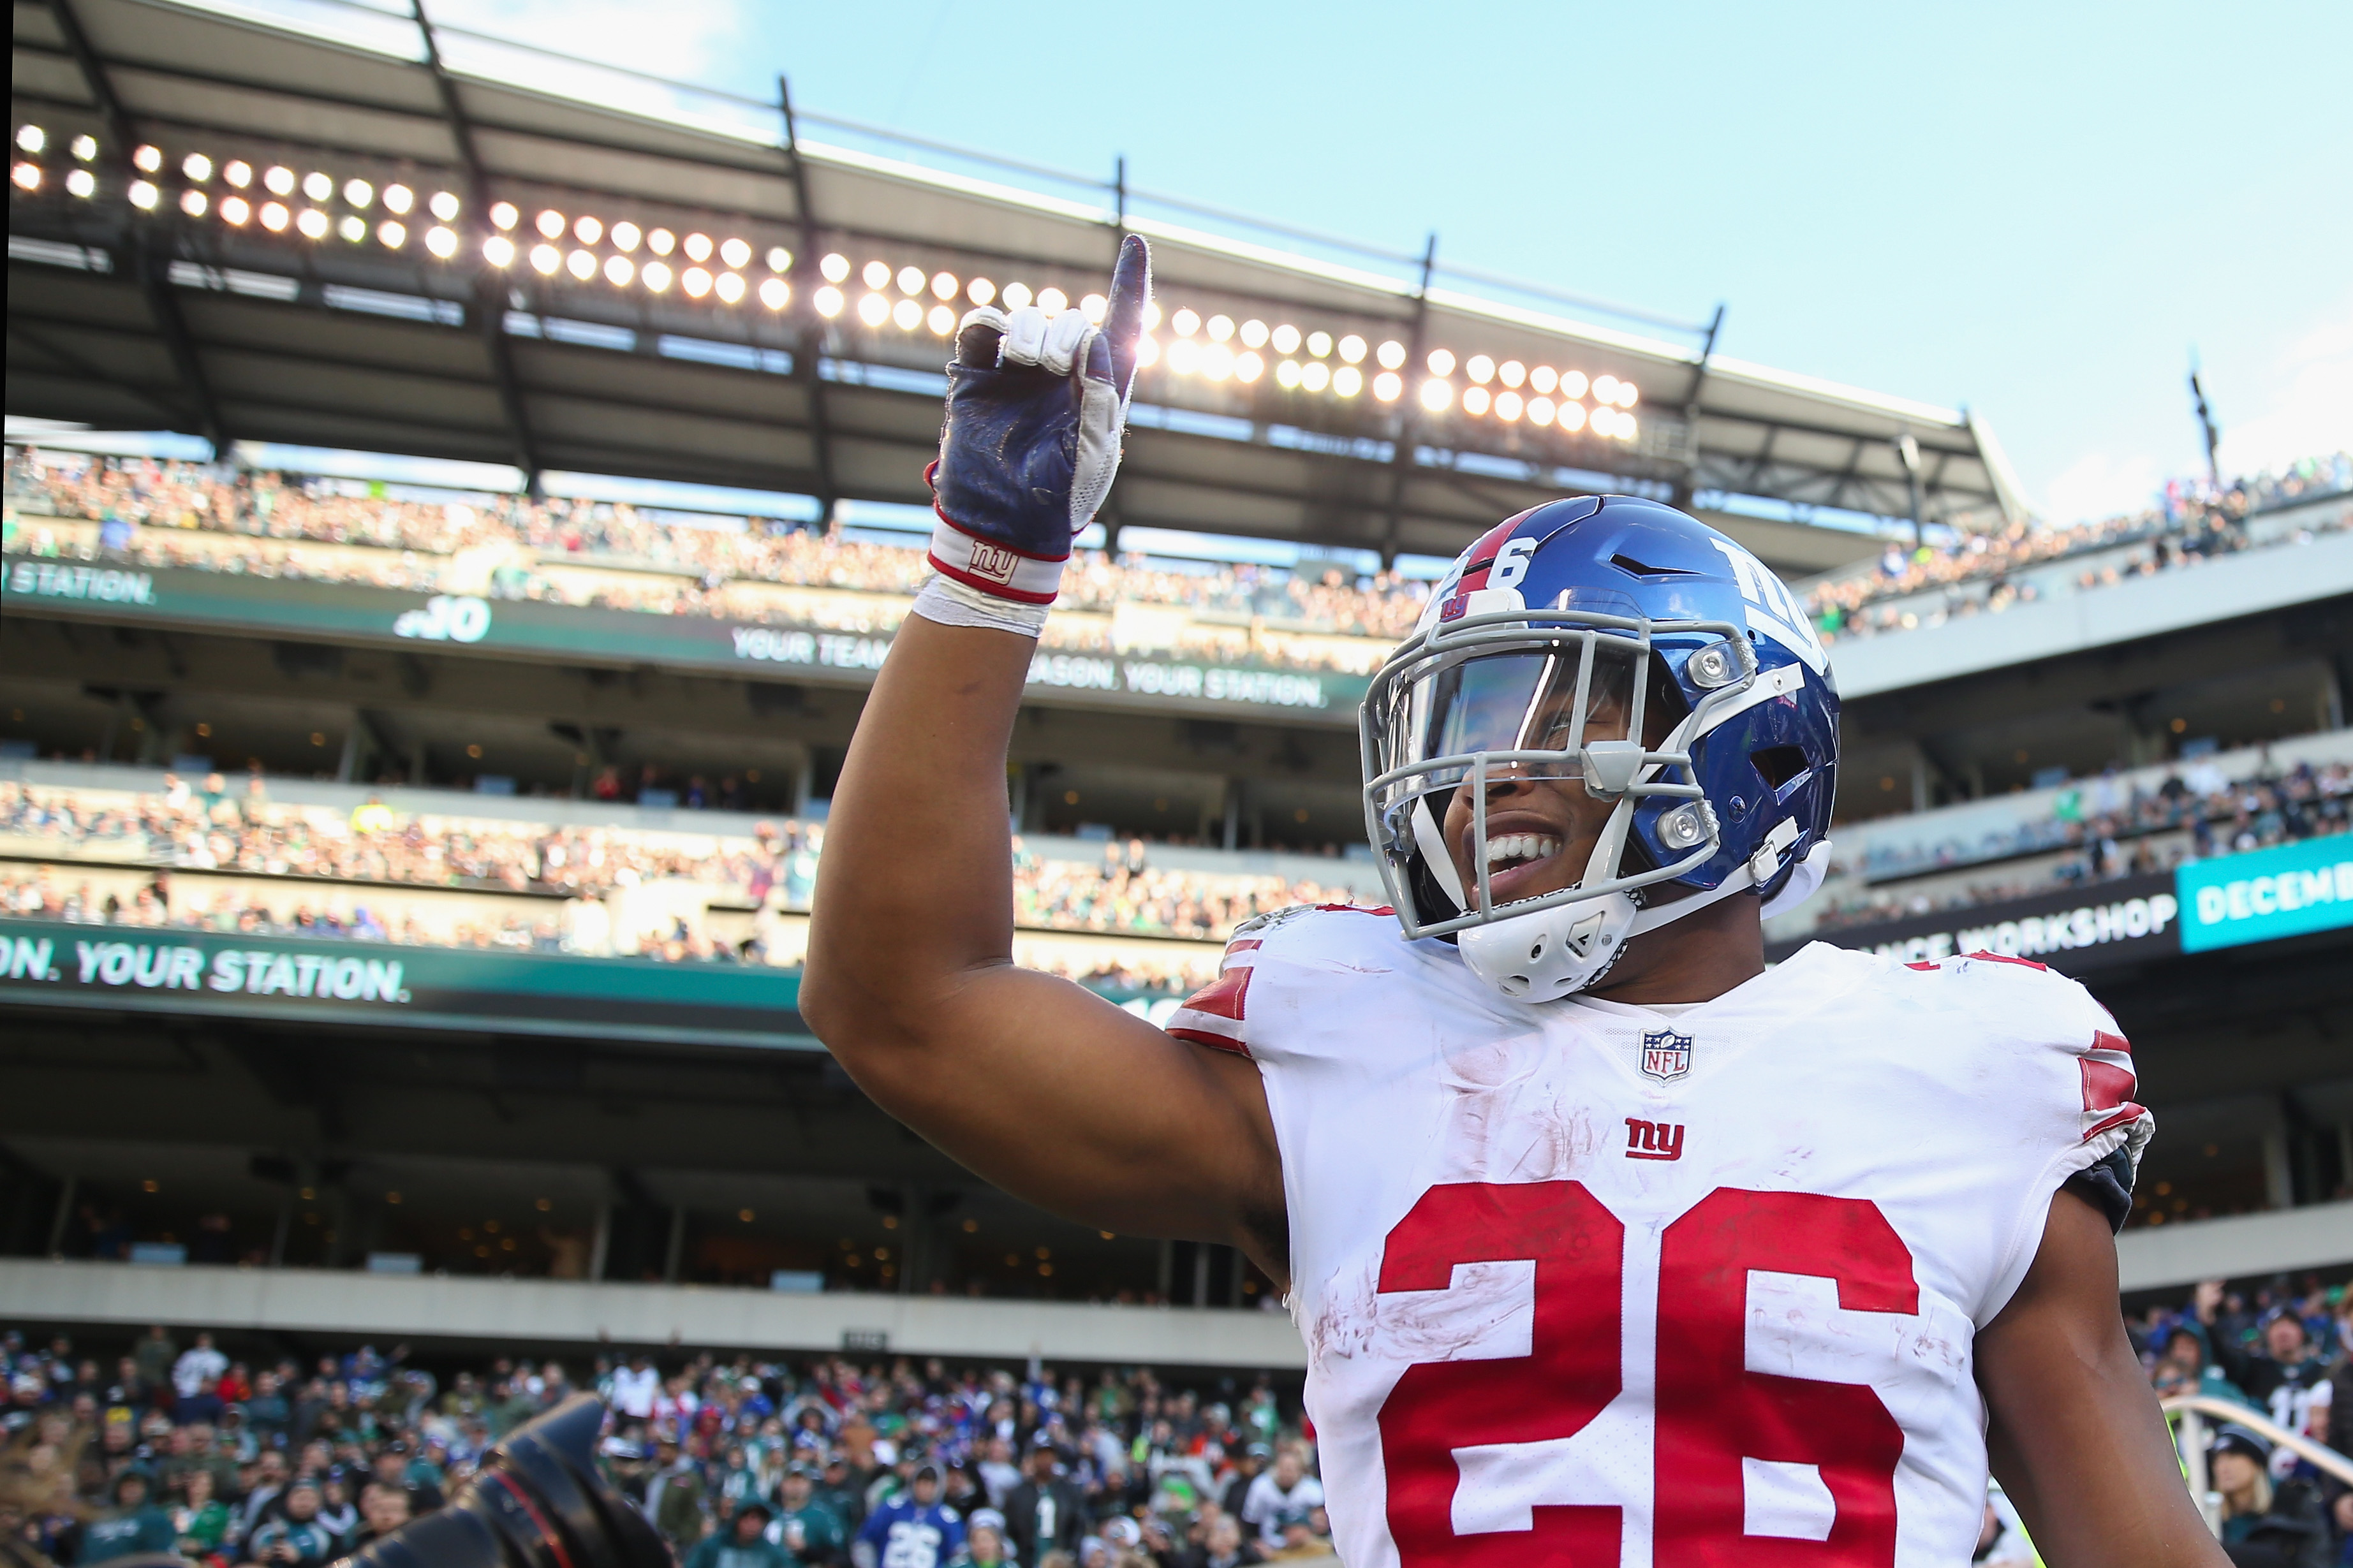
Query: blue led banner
2175 836 2353 953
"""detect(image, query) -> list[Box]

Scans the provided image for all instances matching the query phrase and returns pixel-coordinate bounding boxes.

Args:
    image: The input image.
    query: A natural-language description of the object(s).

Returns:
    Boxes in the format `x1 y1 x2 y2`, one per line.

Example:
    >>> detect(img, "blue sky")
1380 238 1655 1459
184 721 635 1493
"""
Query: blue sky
334 1 2353 521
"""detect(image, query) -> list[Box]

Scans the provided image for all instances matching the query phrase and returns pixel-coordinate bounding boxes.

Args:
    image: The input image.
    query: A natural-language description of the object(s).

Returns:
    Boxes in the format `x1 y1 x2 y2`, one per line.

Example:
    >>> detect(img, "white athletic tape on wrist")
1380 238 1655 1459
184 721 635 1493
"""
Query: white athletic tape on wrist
926 518 1065 605
911 575 1051 638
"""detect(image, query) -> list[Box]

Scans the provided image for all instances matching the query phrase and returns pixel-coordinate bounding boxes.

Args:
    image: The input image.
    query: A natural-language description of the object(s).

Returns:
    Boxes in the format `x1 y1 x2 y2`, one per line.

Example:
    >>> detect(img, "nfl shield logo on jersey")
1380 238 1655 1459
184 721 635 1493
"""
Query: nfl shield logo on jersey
1641 1029 1693 1081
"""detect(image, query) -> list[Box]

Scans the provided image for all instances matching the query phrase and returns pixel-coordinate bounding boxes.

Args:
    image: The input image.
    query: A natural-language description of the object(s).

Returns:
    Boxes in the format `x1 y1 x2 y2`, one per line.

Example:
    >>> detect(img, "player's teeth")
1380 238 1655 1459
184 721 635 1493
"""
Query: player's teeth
1483 833 1560 868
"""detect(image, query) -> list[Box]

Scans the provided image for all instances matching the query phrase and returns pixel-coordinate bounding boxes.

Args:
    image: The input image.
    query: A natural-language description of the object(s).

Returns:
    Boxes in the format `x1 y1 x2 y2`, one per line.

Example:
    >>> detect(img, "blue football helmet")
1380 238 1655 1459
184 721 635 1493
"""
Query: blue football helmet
1359 495 1840 1000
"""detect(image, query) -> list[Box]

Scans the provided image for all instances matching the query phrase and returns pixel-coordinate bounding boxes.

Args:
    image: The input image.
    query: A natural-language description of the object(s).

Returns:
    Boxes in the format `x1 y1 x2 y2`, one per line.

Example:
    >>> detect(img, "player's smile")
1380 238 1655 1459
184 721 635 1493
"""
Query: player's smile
1442 779 1607 908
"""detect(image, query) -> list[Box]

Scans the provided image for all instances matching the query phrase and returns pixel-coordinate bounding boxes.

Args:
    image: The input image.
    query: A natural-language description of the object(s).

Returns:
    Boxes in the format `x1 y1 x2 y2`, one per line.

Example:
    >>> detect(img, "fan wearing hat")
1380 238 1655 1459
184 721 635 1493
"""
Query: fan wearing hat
1004 1437 1086 1565
765 1460 851 1567
2208 1425 2329 1568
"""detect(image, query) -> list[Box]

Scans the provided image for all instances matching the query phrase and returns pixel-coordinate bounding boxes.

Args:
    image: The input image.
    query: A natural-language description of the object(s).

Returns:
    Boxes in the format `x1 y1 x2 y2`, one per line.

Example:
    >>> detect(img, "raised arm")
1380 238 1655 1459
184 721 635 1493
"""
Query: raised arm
797 237 1287 1277
1975 1188 2228 1567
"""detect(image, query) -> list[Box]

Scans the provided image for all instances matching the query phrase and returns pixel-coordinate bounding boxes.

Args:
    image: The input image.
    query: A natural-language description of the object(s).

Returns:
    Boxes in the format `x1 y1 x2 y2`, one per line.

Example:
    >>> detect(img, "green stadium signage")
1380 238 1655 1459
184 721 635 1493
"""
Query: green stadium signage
3 559 1371 717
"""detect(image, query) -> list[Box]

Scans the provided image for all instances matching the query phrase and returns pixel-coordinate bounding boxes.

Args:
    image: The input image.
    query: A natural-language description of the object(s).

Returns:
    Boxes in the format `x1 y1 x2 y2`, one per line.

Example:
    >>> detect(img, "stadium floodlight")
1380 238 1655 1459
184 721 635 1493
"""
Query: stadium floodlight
379 220 406 249
1081 293 1107 324
343 178 372 207
264 165 295 195
1239 318 1269 349
133 143 161 173
1140 300 1163 329
857 291 889 325
567 249 594 280
224 160 252 188
1465 355 1494 385
643 260 674 293
649 228 677 256
535 209 564 238
179 188 206 216
1593 374 1621 406
966 277 994 305
1307 330 1334 359
1557 400 1587 433
63 167 94 197
1462 385 1490 416
182 152 212 182
684 267 714 298
1167 337 1200 375
1202 343 1234 380
604 254 633 286
1373 370 1403 401
926 269 955 299
1001 281 1033 309
761 277 792 311
1237 350 1264 383
1274 358 1301 389
1334 365 1364 397
529 243 559 274
15 125 41 154
1376 340 1406 370
9 162 38 192
302 171 332 201
820 253 850 282
1529 365 1557 394
1338 334 1368 364
612 221 642 253
1559 369 1589 400
1496 390 1524 422
896 264 924 296
1265 323 1297 355
717 271 746 304
1427 348 1456 377
1620 414 1639 441
426 225 457 258
1301 360 1331 393
574 215 602 244
71 135 98 161
1498 360 1526 388
771 247 795 274
1170 308 1200 337
814 284 843 316
429 191 459 221
383 184 413 215
1038 286 1069 314
221 195 252 225
720 237 751 269
922 302 952 333
128 178 159 209
1618 383 1639 408
891 296 920 328
1529 395 1556 425
1206 314 1234 342
297 207 329 238
489 201 518 230
482 234 515 266
337 214 364 242
1420 377 1453 411
1135 334 1160 366
861 258 889 288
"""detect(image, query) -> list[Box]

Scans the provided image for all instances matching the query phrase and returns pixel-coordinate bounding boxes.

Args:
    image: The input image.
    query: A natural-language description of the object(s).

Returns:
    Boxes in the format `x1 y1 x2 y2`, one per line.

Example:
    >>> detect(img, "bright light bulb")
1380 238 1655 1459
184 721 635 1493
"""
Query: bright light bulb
1528 395 1556 425
128 179 158 209
772 247 795 274
222 195 253 226
896 264 924 296
1239 318 1269 349
966 277 994 305
1496 390 1524 422
1461 385 1490 415
378 220 406 248
1559 370 1589 400
1274 358 1301 389
929 270 956 300
1261 323 1296 355
1135 334 1160 366
603 254 633 286
1206 314 1234 342
760 277 791 310
857 291 889 325
1081 293 1107 323
1332 365 1363 397
1237 351 1265 383
1420 378 1454 411
1202 343 1234 381
1375 340 1406 370
1618 414 1639 442
182 152 212 181
535 209 564 238
264 165 294 194
482 234 514 266
15 125 42 154
1171 308 1200 337
566 248 594 280
1001 281 1033 309
297 208 330 238
337 214 364 242
1338 334 1367 364
612 221 642 253
71 135 98 162
383 184 413 214
573 215 601 244
648 228 675 256
489 201 518 230
716 271 746 304
1373 370 1403 402
820 252 850 282
343 178 372 207
1529 365 1558 394
684 233 716 263
813 283 843 316
684 267 713 298
643 260 674 293
1557 400 1587 432
133 143 161 172
224 160 252 187
1300 360 1331 393
64 167 94 197
861 258 890 288
927 302 955 334
721 237 751 269
1037 286 1068 314
11 162 39 192
890 296 920 328
1593 374 1621 405
429 191 458 221
426 225 457 258
1464 355 1495 385
1142 301 1163 329
1427 348 1456 377
1167 338 1200 375
302 171 331 201
1617 382 1639 409
529 243 559 274
179 187 206 216
1307 330 1333 358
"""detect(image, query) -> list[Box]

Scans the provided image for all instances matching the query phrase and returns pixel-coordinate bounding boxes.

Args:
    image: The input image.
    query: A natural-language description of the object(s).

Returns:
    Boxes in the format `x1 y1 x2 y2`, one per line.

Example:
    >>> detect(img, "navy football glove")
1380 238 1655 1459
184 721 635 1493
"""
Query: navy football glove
926 233 1151 604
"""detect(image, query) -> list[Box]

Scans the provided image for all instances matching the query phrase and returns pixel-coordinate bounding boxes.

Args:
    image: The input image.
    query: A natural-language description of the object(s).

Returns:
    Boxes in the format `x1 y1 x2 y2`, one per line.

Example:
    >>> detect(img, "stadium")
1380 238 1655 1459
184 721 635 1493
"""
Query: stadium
3 0 2351 1564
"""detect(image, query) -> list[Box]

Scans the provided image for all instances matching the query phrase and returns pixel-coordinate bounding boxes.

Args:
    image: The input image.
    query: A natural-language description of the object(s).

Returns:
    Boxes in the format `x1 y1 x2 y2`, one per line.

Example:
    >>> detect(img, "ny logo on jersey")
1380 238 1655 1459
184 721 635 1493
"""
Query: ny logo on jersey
1625 1118 1685 1161
1639 1028 1693 1081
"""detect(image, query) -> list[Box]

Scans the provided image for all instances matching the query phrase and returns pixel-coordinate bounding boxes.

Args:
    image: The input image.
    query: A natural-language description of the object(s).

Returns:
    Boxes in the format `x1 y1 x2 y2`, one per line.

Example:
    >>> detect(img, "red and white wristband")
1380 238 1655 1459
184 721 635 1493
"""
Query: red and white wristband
911 465 1066 638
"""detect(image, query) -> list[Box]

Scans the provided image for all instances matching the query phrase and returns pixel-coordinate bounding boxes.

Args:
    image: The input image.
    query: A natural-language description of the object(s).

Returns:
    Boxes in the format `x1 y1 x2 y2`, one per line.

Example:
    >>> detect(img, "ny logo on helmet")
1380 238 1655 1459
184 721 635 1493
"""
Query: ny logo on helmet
1640 1029 1693 1081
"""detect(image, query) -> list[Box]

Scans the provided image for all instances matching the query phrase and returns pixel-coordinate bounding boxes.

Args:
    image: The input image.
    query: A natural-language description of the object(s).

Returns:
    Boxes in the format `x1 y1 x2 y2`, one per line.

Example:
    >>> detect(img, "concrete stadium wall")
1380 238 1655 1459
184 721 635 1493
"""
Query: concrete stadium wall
2115 1198 2353 1294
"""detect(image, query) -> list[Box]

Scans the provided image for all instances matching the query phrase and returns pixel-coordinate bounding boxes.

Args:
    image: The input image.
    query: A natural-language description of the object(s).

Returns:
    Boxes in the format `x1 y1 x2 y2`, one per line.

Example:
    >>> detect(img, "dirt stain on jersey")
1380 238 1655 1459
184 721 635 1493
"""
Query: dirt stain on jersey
1438 1034 1598 1184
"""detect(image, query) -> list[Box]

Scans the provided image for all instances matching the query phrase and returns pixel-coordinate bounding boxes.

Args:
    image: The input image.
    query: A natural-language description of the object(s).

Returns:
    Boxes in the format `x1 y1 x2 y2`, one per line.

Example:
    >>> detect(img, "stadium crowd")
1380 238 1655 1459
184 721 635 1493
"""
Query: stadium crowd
0 1329 1337 1568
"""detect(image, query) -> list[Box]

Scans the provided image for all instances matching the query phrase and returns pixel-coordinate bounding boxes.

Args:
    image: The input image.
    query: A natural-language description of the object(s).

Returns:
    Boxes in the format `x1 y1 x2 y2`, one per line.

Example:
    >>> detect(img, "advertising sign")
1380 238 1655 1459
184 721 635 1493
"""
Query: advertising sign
2176 835 2353 953
1773 872 2181 975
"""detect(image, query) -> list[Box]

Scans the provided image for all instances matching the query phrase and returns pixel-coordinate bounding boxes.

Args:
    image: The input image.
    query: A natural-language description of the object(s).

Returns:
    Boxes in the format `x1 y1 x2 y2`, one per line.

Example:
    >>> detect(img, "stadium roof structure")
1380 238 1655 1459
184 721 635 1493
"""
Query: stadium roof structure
7 0 2029 575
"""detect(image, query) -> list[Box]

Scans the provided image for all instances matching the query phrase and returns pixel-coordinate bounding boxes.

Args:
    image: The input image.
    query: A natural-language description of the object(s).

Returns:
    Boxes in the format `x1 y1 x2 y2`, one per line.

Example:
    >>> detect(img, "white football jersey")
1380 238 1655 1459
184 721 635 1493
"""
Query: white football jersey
1169 907 2151 1568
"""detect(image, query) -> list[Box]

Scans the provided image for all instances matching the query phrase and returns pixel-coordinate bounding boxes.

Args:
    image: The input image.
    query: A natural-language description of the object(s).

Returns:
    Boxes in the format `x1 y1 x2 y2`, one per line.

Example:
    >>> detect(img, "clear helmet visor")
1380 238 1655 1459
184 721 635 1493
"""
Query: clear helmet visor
1381 639 1641 791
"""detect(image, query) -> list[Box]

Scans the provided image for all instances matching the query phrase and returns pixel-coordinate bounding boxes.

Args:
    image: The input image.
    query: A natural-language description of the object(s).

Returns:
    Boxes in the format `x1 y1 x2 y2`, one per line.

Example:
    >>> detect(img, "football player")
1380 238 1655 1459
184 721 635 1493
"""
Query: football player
802 235 2225 1566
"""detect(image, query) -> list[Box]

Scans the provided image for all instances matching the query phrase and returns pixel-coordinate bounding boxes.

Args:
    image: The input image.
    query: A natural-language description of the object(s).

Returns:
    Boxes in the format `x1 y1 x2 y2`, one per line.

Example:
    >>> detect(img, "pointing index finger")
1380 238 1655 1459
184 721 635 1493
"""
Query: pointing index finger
1103 233 1151 400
